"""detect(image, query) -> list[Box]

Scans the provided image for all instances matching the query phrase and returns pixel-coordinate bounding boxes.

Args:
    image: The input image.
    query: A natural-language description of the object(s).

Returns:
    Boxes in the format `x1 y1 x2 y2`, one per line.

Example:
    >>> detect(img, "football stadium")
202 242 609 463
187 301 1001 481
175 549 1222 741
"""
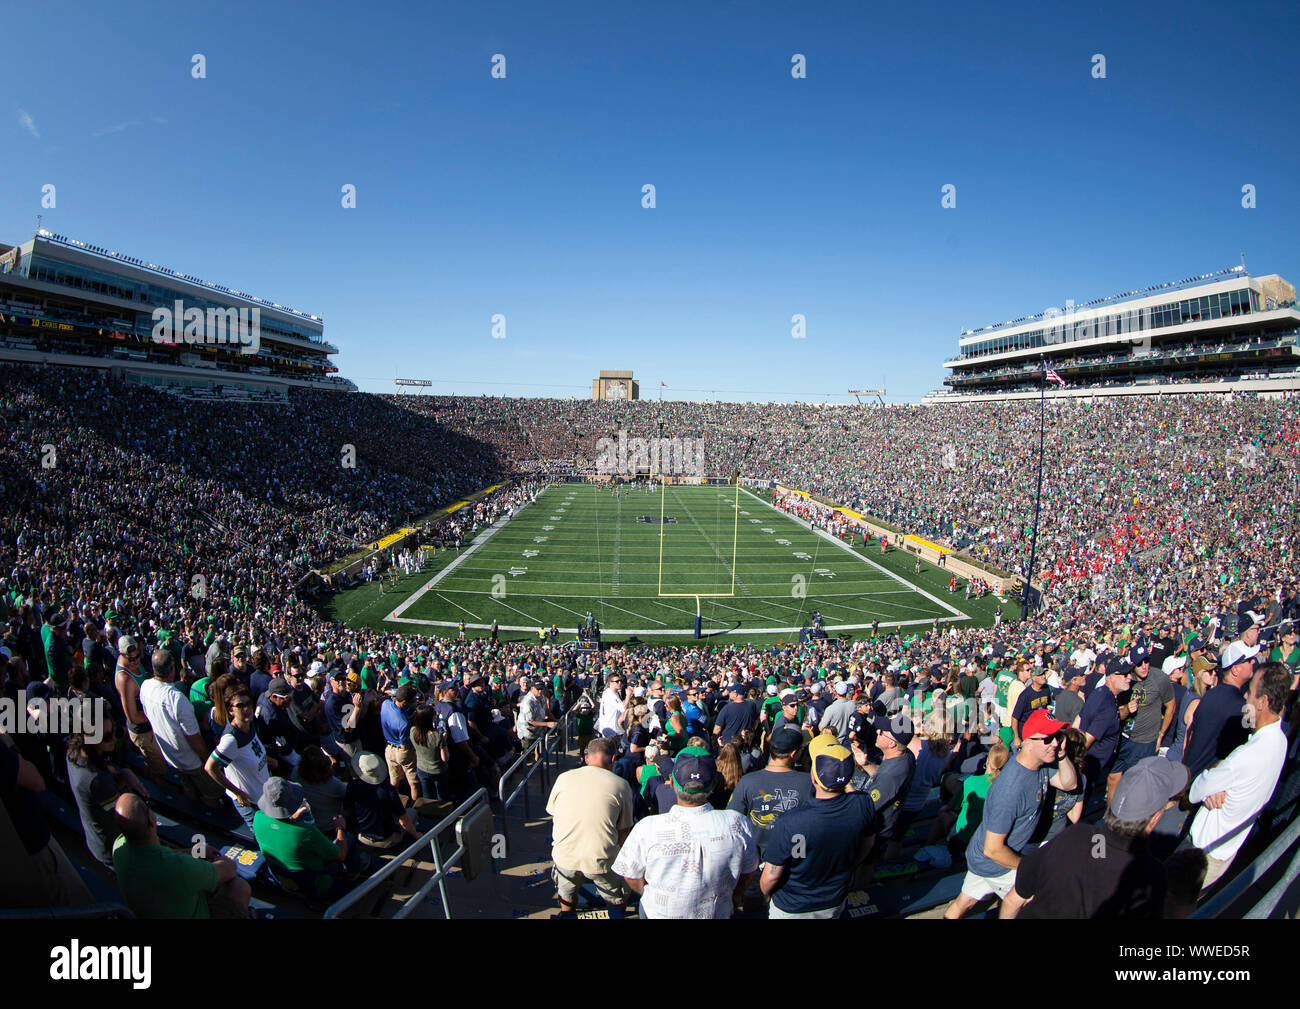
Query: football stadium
4 3 1300 967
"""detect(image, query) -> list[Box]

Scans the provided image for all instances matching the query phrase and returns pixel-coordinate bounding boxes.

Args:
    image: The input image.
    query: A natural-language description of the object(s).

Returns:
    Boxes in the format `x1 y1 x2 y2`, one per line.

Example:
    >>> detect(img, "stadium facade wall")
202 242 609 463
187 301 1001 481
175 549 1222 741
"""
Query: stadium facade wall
922 375 1300 406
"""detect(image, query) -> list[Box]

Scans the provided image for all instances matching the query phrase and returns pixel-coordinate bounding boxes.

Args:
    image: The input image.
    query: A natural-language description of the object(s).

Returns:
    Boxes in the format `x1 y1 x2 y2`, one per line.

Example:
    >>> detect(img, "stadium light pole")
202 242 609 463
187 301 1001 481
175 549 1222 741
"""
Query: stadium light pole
1022 354 1047 621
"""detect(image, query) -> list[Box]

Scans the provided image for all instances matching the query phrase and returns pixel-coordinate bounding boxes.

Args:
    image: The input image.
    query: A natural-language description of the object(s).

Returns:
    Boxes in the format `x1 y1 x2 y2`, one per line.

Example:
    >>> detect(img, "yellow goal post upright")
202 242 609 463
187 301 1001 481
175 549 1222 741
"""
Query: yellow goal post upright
656 473 741 637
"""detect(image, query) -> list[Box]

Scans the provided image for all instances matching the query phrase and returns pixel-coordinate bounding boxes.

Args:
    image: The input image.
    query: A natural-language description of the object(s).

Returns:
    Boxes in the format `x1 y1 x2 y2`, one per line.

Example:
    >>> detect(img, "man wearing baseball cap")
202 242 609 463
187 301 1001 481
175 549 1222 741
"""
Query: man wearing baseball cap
1182 639 1260 782
860 713 916 863
612 747 758 918
760 735 876 918
1106 645 1175 805
945 709 1076 918
1001 755 1185 918
728 725 812 914
1077 656 1131 796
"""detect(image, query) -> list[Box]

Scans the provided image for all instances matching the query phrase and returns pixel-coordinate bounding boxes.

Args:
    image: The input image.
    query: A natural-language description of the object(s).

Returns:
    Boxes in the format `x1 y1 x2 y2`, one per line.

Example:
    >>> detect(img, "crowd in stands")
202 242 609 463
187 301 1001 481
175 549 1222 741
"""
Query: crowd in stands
2 360 1299 917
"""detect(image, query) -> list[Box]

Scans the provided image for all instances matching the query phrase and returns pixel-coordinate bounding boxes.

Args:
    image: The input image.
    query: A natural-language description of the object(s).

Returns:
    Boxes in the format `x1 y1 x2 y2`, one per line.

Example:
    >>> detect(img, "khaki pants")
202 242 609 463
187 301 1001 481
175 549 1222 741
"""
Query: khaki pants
1202 854 1234 890
129 726 168 782
552 865 628 907
385 744 420 797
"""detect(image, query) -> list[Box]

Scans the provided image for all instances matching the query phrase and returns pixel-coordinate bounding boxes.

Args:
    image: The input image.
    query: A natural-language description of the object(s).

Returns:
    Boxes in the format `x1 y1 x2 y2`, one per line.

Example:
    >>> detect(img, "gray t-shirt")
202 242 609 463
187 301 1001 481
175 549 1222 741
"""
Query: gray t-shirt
874 687 902 715
820 698 856 743
966 757 1050 878
1122 669 1175 744
1052 688 1084 727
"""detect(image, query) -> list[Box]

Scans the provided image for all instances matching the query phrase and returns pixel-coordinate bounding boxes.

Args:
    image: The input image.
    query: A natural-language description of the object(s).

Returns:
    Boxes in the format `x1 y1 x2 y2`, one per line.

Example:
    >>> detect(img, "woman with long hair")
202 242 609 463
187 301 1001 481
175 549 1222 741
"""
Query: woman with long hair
713 743 743 808
1168 660 1217 763
204 685 270 833
930 742 1010 851
409 704 447 802
663 694 687 754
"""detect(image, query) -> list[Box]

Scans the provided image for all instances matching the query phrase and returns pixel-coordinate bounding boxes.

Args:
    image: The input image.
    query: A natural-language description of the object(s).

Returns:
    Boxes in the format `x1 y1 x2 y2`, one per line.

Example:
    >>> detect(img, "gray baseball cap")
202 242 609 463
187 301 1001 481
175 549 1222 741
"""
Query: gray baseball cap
1109 756 1188 821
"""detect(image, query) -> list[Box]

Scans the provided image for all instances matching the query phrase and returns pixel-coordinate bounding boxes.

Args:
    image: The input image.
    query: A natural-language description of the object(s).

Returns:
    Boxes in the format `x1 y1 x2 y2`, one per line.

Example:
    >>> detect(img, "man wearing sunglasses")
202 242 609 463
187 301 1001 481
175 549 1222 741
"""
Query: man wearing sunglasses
945 709 1076 918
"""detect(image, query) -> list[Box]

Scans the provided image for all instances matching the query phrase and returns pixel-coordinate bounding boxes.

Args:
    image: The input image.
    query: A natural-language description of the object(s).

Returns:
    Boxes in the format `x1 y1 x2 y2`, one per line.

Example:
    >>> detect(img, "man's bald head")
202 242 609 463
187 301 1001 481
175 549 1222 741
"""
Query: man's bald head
114 793 154 844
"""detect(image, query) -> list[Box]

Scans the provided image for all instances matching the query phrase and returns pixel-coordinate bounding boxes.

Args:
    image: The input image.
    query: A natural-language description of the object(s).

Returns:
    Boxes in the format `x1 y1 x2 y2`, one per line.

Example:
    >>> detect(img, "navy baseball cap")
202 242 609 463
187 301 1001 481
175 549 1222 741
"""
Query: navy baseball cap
1106 655 1132 677
769 726 804 754
871 713 914 746
1187 636 1207 652
809 739 854 791
1128 645 1149 667
672 747 716 794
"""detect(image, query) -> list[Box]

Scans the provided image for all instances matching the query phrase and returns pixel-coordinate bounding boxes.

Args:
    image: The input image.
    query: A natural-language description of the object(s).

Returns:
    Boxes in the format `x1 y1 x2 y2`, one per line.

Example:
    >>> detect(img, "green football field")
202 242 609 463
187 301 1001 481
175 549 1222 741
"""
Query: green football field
366 483 985 642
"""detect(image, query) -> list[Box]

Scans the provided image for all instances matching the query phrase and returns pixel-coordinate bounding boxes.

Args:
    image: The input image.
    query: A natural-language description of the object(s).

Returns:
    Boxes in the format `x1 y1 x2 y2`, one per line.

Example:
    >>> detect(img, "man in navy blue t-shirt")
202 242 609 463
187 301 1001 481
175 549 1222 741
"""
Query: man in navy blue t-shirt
1182 641 1258 781
1078 658 1131 790
761 736 876 918
713 685 759 747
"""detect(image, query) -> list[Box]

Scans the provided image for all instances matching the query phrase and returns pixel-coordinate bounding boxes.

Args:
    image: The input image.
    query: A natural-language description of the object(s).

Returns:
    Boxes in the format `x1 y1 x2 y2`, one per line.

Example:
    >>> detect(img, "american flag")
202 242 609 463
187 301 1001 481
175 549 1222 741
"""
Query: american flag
1045 367 1066 386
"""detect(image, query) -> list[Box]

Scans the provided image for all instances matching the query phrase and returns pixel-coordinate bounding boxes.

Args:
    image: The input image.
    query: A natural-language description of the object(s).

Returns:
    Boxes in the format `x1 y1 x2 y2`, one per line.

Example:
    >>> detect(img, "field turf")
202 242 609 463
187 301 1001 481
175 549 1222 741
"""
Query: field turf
322 483 1010 644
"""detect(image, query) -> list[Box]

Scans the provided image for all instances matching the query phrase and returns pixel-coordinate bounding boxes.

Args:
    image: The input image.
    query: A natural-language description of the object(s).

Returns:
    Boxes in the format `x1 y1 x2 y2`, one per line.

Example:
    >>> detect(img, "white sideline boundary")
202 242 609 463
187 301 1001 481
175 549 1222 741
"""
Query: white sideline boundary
383 484 975 637
385 495 532 623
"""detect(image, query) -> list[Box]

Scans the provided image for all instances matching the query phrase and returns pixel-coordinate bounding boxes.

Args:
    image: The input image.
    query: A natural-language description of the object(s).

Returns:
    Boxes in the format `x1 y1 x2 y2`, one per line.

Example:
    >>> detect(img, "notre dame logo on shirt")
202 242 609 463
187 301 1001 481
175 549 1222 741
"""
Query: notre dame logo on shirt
870 789 882 803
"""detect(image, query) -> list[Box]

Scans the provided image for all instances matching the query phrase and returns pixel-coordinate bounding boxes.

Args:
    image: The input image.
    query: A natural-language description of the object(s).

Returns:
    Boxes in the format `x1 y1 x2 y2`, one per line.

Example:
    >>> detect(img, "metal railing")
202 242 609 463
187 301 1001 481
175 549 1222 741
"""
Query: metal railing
496 690 592 840
1193 791 1300 919
496 736 551 841
324 787 490 920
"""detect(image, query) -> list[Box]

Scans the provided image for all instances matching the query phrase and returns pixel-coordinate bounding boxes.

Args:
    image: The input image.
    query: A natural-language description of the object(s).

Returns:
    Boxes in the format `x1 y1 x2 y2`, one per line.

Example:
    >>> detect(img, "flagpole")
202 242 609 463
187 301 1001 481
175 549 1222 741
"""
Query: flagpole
1023 354 1046 621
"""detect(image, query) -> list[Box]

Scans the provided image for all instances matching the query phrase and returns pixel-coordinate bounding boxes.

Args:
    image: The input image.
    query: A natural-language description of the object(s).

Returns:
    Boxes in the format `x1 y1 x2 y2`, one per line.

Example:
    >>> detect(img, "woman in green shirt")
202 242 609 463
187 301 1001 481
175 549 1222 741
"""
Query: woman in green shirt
662 695 687 754
926 742 1009 848
1271 622 1299 672
410 705 447 802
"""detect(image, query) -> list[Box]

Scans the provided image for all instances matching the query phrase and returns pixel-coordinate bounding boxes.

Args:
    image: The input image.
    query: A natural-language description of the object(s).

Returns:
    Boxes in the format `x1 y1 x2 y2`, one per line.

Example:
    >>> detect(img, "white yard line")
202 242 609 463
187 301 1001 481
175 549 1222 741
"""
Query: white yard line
435 592 481 621
492 597 545 624
742 487 965 620
387 502 523 621
598 598 668 626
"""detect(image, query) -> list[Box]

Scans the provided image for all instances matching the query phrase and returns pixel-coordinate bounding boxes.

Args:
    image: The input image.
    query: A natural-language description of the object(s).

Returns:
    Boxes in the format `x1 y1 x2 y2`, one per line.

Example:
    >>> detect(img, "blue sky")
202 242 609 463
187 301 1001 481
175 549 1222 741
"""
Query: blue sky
4 0 1297 403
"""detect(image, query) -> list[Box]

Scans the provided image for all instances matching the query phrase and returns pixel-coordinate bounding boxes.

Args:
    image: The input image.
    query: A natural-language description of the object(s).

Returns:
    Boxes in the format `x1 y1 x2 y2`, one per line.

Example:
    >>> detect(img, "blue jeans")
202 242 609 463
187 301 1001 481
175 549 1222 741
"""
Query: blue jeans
234 800 258 834
417 768 448 802
1112 737 1158 775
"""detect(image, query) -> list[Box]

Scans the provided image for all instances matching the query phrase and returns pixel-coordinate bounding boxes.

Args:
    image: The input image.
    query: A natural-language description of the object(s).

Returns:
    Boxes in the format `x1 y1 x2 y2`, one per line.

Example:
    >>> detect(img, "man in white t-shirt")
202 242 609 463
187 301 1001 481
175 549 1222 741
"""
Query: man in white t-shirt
1070 640 1097 673
598 675 626 740
1188 662 1290 888
613 747 758 918
139 648 223 807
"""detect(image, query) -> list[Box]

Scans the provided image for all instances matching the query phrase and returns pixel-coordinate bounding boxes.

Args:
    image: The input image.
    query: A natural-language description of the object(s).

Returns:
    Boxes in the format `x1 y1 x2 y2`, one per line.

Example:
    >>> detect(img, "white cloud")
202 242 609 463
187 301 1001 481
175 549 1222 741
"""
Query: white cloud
91 121 136 137
17 108 38 138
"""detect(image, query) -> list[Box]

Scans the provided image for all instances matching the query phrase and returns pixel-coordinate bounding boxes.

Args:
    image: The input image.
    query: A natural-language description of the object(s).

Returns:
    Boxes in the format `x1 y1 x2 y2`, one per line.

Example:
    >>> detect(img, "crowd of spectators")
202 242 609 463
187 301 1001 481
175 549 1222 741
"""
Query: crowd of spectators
2 360 1300 918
